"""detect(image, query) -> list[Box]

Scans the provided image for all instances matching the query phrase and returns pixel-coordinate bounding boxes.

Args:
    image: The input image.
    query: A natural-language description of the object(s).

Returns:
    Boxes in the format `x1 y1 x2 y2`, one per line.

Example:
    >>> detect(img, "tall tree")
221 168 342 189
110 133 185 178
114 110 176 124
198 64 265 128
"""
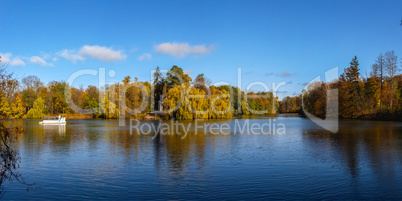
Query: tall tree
22 88 37 111
48 81 69 114
2 79 18 101
152 66 166 110
84 85 99 113
384 50 399 107
342 56 363 117
364 77 380 112
12 95 25 118
0 97 12 117
166 65 192 88
26 97 45 119
0 56 35 191
371 53 385 108
21 75 42 92
193 73 210 93
0 56 14 95
152 66 162 85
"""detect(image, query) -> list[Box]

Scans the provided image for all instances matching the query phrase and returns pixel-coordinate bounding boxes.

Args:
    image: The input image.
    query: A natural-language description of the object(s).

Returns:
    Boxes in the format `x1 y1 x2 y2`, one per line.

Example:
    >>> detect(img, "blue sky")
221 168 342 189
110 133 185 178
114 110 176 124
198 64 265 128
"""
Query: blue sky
1 0 402 99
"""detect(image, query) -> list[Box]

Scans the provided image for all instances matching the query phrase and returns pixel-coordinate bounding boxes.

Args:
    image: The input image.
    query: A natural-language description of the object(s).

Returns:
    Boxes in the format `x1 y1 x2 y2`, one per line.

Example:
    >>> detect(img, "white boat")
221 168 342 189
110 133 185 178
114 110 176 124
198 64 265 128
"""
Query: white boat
39 115 66 124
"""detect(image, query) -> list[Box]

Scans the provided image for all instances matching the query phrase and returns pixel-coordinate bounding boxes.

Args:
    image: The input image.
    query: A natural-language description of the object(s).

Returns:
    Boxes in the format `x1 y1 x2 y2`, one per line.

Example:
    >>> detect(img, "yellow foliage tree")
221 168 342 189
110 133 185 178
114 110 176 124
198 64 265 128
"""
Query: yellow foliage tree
12 95 25 118
0 97 12 117
27 97 44 119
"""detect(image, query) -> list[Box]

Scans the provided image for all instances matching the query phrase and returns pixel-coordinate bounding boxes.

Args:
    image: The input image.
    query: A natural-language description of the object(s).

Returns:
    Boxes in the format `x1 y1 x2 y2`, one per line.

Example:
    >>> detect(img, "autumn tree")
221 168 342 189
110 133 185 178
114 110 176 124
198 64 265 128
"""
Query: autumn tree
384 50 400 108
279 95 302 113
0 56 15 99
123 76 131 86
21 75 42 92
48 81 69 114
0 56 36 191
22 88 37 111
152 66 166 110
26 97 45 119
364 77 380 112
12 95 25 118
166 65 192 88
84 85 99 114
0 97 12 117
241 101 250 115
21 75 43 112
371 53 385 107
341 56 364 117
193 73 211 94
208 88 232 119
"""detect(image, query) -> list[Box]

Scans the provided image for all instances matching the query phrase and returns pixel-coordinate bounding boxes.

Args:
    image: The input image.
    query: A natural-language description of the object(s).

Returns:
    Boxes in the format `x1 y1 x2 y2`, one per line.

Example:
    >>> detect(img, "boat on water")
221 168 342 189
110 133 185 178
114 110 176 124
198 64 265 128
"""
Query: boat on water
40 115 66 124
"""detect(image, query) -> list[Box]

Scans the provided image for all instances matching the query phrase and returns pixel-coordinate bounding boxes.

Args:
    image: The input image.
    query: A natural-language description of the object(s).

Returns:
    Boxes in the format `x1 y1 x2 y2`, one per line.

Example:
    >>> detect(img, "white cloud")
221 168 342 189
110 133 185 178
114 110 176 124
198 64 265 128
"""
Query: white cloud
11 57 25 66
80 45 126 62
58 45 127 63
138 53 152 61
29 56 54 67
155 42 214 58
0 53 25 66
57 49 84 64
0 53 12 63
40 52 51 59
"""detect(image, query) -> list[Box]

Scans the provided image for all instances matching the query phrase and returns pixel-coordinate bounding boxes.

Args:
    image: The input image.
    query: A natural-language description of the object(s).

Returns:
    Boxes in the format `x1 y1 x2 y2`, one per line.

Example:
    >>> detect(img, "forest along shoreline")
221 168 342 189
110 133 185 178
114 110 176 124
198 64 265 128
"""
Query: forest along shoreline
279 53 402 122
1 53 402 122
1 65 279 121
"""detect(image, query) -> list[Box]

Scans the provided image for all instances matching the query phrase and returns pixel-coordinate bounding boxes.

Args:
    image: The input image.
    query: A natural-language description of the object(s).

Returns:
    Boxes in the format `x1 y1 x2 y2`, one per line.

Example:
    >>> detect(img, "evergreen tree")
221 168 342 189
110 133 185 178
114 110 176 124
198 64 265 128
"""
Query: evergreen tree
343 56 364 117
166 65 192 88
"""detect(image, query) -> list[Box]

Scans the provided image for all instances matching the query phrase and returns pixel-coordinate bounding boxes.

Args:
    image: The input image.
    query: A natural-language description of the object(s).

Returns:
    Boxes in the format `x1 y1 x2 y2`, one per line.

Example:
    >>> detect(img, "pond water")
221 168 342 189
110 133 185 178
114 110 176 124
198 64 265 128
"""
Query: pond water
2 116 402 200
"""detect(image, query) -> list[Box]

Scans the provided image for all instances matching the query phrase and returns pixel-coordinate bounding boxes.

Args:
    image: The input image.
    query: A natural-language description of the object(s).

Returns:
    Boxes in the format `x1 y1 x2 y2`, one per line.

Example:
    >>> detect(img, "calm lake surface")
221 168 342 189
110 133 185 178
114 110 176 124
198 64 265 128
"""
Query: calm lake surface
2 115 402 200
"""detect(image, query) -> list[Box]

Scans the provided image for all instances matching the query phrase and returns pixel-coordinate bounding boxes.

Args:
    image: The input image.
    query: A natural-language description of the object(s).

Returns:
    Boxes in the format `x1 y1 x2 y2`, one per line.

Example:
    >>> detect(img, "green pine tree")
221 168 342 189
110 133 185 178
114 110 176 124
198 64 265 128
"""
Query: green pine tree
344 56 364 117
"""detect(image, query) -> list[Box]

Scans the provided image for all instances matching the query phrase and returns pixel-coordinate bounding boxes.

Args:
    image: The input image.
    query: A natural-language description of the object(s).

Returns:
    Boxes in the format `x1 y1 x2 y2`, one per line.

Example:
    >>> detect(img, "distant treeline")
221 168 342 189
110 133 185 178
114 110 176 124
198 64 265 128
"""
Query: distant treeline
0 59 279 119
279 51 402 120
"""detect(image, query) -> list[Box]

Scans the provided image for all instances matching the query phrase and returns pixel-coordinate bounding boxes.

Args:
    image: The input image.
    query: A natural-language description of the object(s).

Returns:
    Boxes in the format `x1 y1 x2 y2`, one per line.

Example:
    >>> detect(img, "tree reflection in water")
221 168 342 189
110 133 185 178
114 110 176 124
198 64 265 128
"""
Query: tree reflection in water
0 123 36 193
4 118 400 199
302 121 401 197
